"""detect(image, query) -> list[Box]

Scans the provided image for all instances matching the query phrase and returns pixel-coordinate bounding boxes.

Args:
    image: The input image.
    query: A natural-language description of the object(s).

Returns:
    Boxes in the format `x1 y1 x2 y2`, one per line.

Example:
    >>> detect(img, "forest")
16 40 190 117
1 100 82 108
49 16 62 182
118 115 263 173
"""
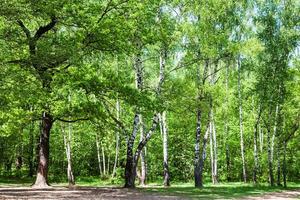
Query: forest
0 0 299 199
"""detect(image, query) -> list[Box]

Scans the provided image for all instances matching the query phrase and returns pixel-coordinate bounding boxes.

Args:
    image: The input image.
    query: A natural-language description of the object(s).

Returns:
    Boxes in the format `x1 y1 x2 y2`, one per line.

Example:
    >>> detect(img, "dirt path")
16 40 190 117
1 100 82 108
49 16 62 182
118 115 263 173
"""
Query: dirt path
240 189 300 200
0 186 299 200
0 186 185 200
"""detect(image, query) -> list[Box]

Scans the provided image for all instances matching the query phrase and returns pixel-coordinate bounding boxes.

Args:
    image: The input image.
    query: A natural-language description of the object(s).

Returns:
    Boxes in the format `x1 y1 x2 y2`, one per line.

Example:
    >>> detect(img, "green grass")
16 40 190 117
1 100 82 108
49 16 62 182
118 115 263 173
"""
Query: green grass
0 176 299 199
0 176 123 187
140 182 300 199
0 176 33 186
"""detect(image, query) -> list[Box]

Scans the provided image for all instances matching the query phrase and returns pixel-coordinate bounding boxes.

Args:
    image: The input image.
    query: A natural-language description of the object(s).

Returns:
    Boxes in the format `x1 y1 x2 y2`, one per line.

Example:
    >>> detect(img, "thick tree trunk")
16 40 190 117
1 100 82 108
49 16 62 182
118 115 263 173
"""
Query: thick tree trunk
124 37 160 188
132 38 147 188
124 114 140 188
194 61 209 188
33 112 53 188
125 156 137 188
237 56 247 183
124 114 159 188
125 38 143 188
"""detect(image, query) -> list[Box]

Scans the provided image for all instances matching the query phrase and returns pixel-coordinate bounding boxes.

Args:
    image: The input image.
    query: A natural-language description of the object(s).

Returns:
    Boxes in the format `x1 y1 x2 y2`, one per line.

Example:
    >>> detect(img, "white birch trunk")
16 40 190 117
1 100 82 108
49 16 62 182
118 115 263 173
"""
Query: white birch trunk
271 104 279 162
96 134 102 176
139 114 146 186
225 62 230 181
212 118 218 183
112 99 120 178
102 144 106 175
238 56 247 183
259 124 263 153
161 111 170 186
209 119 214 183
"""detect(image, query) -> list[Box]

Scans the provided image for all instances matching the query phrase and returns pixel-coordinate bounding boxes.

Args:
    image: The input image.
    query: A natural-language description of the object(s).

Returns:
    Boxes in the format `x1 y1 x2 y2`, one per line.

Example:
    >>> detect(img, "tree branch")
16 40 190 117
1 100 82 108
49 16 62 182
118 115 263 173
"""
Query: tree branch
97 0 129 23
134 114 159 160
285 114 300 142
102 99 128 134
6 59 29 66
33 16 58 41
17 20 31 39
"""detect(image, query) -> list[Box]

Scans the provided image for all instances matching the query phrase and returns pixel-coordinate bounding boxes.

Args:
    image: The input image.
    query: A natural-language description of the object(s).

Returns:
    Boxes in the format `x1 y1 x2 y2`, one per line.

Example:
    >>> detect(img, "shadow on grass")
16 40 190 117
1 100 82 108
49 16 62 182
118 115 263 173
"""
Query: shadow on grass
0 176 33 186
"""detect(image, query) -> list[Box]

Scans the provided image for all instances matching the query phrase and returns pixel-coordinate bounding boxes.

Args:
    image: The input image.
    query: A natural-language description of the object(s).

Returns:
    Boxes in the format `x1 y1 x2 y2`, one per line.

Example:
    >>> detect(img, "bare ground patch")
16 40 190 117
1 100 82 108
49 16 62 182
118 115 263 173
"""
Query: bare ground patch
0 186 185 200
240 189 300 200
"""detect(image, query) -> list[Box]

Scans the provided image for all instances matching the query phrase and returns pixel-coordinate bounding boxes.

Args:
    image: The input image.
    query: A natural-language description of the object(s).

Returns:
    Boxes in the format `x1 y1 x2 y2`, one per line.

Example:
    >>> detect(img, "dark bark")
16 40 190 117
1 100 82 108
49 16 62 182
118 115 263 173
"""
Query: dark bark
124 156 137 188
194 108 202 187
163 160 170 186
124 114 139 188
17 18 57 187
124 114 159 188
33 112 53 188
194 61 210 188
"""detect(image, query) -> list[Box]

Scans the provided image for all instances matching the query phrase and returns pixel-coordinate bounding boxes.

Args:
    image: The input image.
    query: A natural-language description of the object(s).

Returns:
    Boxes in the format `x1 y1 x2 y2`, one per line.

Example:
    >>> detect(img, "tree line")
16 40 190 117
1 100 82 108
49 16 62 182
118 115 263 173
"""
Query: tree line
0 0 299 189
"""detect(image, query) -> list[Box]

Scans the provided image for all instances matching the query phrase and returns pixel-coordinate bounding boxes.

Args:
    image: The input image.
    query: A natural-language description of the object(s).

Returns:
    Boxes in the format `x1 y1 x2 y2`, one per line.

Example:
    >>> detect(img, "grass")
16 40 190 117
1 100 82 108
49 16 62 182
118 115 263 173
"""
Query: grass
140 182 300 199
0 176 299 199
